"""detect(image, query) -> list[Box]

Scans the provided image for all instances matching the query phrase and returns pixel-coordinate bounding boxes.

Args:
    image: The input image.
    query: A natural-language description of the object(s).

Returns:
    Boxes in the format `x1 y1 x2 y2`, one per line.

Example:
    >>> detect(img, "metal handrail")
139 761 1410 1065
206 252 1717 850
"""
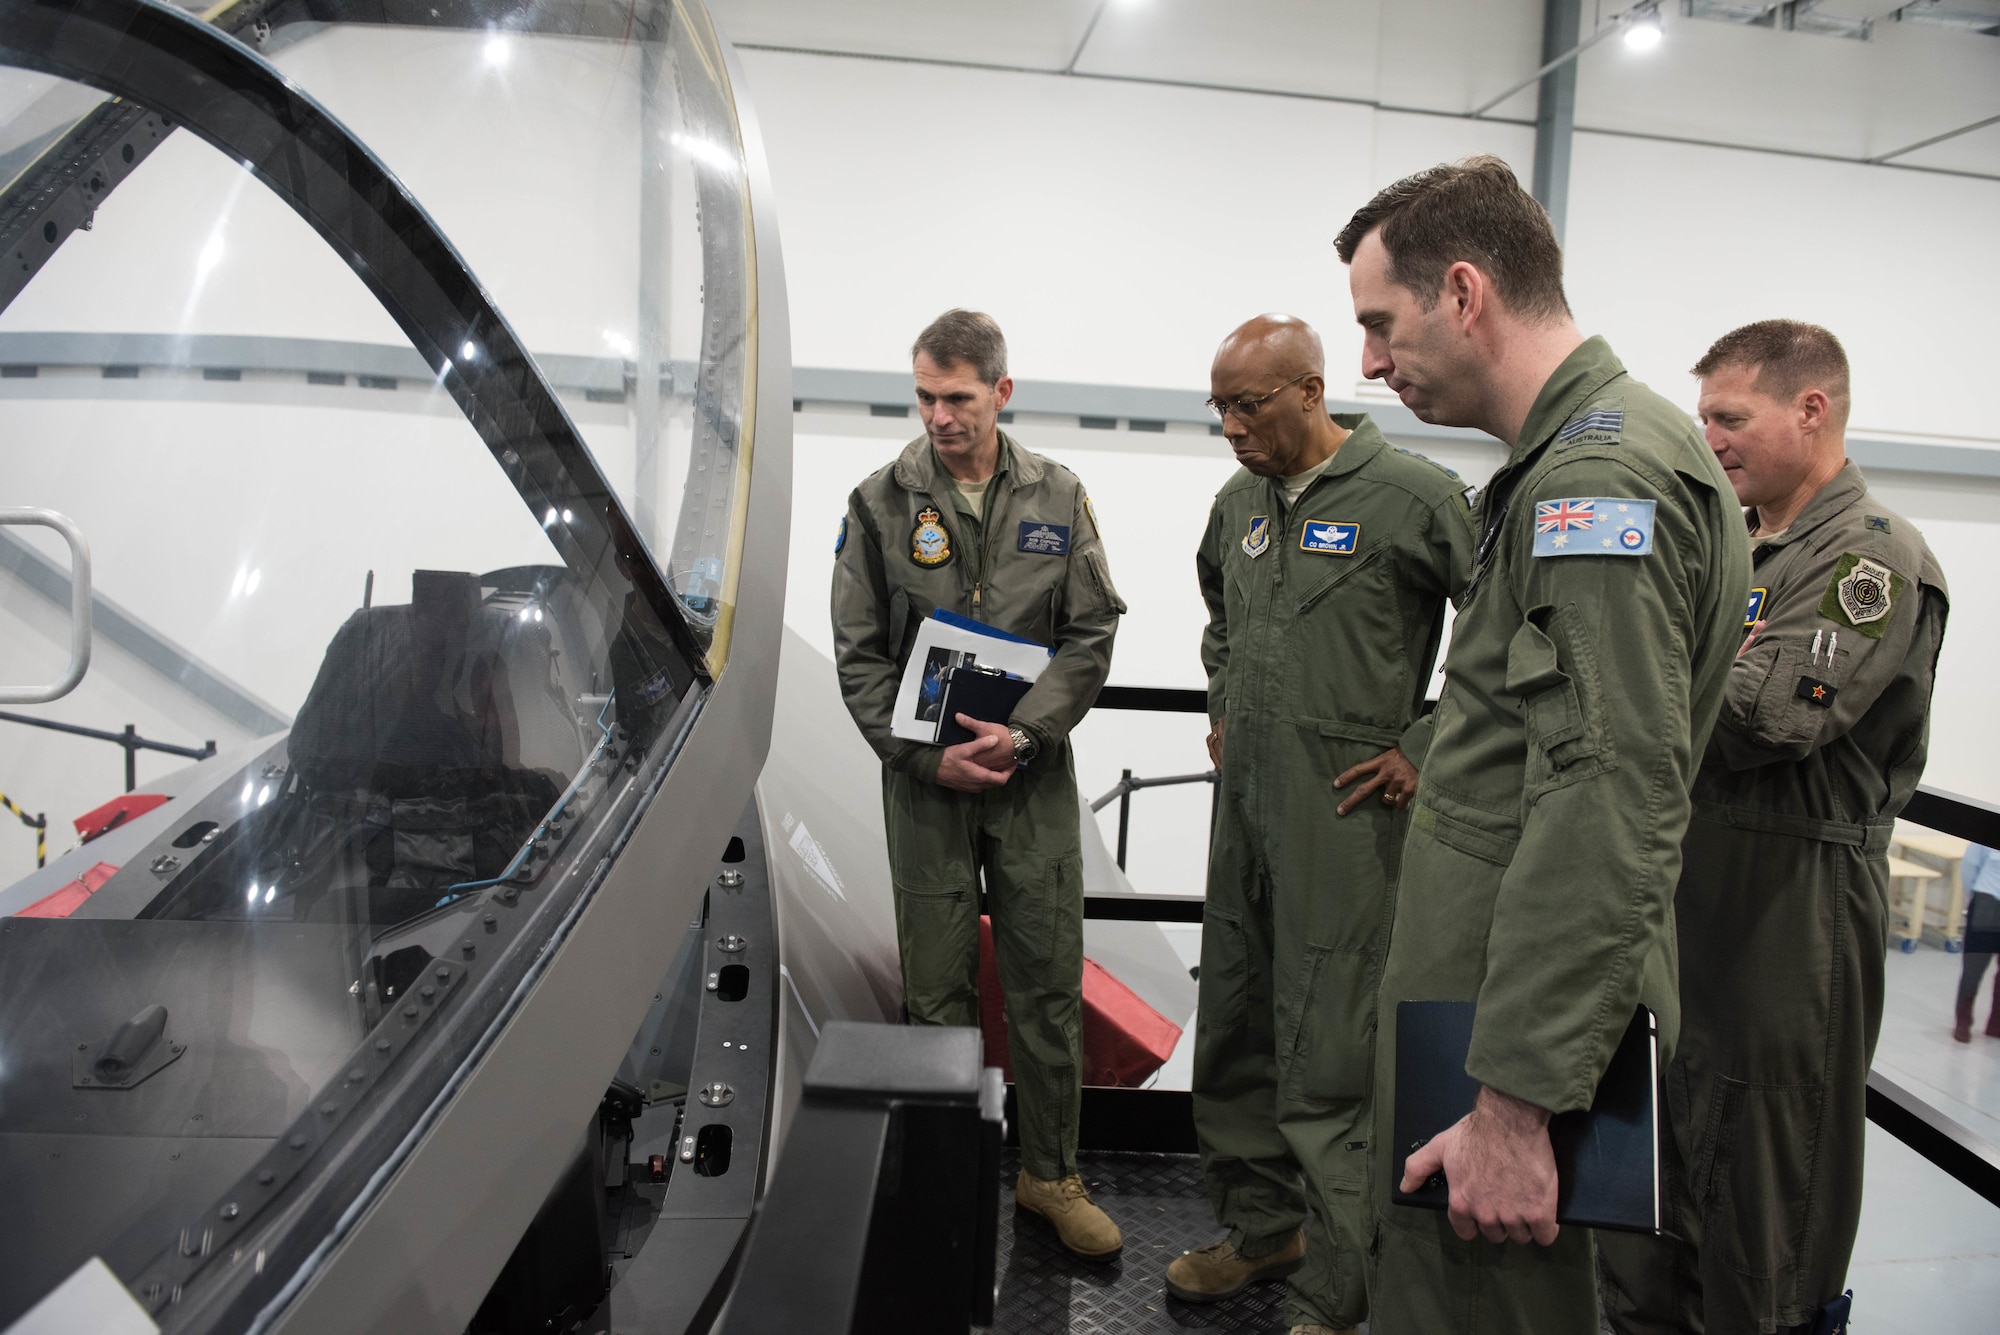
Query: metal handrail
0 508 91 703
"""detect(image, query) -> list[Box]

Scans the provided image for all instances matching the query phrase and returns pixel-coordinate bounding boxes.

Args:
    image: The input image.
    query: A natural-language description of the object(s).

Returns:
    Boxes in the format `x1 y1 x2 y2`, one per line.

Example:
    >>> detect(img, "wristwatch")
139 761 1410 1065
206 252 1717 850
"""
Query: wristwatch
1007 724 1038 766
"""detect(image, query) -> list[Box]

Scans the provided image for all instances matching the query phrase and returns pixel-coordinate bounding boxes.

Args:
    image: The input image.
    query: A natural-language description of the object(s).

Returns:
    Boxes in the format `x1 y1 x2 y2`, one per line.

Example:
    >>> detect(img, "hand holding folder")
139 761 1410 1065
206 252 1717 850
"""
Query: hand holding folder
1391 1003 1665 1240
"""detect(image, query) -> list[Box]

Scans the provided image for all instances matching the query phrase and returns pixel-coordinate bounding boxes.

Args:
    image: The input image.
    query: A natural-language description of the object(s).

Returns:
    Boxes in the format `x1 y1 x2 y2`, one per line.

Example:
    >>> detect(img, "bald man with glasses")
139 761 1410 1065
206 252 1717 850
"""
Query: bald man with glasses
1170 315 1475 1334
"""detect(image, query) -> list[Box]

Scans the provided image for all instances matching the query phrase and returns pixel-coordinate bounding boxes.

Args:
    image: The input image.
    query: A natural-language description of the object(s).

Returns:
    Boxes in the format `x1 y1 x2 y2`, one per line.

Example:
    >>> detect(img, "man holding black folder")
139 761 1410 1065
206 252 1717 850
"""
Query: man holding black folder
1172 315 1474 1335
1332 159 1750 1333
830 309 1128 1259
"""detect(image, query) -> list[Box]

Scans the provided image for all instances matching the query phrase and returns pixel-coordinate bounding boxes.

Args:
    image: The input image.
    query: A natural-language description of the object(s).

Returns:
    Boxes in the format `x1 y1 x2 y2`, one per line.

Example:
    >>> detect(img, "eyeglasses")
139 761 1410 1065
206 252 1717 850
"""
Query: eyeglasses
1205 372 1312 422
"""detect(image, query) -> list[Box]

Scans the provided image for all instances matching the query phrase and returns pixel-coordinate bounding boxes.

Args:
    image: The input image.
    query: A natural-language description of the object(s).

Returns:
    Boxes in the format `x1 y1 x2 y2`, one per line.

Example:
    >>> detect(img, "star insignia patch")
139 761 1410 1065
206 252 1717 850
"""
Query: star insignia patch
1795 675 1838 708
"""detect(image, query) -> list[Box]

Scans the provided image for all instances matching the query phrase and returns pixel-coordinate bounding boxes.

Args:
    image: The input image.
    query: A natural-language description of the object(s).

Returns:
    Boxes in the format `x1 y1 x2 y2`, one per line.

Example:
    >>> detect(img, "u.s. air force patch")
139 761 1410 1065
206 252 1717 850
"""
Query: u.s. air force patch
1299 520 1360 555
834 515 847 556
1820 553 1901 636
1530 497 1656 557
1243 515 1271 558
911 506 953 568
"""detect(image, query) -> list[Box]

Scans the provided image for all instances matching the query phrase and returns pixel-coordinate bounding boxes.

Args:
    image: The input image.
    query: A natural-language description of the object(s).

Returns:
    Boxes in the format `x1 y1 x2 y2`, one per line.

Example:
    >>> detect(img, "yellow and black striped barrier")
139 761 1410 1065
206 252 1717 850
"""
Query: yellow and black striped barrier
1 790 47 869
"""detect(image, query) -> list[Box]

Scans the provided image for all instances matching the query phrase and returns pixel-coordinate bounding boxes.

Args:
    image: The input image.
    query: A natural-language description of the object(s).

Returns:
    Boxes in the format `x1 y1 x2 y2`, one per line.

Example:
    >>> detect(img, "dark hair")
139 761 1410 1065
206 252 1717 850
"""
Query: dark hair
912 309 1008 385
1333 156 1570 323
1692 319 1850 410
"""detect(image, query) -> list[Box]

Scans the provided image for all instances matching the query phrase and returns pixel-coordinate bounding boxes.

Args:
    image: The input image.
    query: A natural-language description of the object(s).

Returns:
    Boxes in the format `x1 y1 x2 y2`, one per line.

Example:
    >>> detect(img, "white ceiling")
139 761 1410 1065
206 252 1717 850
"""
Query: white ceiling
706 0 2000 176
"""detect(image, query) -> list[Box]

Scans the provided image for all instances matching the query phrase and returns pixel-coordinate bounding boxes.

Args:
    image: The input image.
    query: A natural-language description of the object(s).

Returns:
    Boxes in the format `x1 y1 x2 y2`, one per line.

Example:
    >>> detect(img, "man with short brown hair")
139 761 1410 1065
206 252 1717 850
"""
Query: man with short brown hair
831 309 1128 1258
1333 158 1749 1332
1596 321 1949 1335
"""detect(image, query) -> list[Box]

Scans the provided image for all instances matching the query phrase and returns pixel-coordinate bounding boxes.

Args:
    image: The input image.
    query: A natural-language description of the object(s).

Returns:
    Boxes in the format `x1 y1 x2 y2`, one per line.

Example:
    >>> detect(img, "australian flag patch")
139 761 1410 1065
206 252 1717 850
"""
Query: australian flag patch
1018 521 1070 555
1558 409 1625 442
1531 497 1656 557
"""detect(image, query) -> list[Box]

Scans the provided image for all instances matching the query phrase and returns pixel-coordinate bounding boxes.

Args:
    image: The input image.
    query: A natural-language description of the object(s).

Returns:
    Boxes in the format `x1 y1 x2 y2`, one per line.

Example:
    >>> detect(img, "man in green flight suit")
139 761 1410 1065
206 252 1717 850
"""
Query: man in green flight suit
1332 158 1751 1332
1596 321 1949 1335
830 309 1127 1257
1169 315 1475 1335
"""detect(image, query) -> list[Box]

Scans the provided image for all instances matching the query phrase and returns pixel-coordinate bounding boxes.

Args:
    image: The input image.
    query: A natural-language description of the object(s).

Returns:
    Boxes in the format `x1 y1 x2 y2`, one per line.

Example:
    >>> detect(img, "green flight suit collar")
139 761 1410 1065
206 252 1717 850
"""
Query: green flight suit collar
1257 412 1387 505
892 428 1042 493
1512 334 1628 461
1745 459 1868 552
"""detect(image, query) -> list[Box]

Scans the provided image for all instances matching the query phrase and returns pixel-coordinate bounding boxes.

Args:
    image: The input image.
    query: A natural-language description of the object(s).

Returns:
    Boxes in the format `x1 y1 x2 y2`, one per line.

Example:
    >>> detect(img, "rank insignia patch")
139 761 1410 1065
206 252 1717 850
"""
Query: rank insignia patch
1795 675 1838 709
1019 521 1070 555
910 506 953 568
1745 587 1767 626
1820 552 1901 636
834 515 847 556
1558 409 1625 441
1243 515 1271 558
1531 497 1656 557
1300 520 1360 555
1865 514 1892 534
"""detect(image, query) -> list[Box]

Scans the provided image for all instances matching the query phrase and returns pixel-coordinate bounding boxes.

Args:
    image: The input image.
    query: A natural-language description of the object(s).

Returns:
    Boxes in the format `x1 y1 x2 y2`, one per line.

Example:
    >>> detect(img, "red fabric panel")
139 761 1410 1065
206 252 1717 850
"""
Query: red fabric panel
16 861 120 919
977 914 1185 1088
72 793 170 843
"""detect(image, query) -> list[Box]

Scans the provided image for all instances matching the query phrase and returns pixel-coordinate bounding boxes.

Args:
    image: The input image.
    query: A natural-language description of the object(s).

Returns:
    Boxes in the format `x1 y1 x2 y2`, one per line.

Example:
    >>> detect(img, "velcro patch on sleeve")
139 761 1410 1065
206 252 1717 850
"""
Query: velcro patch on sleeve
1531 497 1656 558
1795 675 1838 708
1818 553 1904 637
1018 521 1070 555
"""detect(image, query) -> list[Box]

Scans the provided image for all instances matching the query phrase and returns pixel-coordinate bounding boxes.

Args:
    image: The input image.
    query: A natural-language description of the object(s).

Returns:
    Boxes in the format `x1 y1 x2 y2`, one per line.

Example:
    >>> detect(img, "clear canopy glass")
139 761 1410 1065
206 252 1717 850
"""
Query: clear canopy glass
0 1 759 1326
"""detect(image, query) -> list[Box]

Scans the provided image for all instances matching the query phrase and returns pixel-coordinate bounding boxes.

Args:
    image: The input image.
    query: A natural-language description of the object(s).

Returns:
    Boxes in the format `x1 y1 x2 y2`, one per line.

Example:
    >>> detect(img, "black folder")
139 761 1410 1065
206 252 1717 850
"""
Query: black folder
934 666 1034 747
1390 1001 1666 1235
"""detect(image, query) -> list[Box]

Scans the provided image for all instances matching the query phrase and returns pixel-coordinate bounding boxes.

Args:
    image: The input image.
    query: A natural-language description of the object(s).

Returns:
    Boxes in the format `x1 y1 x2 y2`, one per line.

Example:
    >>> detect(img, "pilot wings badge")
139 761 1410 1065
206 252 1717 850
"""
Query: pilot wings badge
910 506 953 568
1242 514 1271 558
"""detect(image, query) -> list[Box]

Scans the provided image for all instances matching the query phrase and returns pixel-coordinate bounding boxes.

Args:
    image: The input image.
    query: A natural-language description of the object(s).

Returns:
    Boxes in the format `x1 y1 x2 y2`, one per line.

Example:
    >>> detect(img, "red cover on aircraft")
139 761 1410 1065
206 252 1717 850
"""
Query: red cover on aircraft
73 793 170 843
977 914 1184 1088
16 862 120 919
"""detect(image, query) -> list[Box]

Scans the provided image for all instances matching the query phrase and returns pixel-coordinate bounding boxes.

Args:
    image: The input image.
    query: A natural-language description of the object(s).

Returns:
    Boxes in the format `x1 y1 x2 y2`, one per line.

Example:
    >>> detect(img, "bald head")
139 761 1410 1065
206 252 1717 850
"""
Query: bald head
1209 314 1348 478
1213 314 1326 384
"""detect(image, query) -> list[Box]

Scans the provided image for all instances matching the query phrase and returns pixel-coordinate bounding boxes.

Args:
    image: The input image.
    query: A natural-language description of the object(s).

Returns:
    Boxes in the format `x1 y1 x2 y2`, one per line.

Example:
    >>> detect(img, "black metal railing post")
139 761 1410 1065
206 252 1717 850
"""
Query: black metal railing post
0 710 217 795
1116 768 1132 870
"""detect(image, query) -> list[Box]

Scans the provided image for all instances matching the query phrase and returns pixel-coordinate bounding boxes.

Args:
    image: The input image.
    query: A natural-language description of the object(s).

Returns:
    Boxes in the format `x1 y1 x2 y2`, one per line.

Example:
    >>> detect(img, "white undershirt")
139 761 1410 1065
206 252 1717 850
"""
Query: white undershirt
1279 453 1334 507
955 476 991 515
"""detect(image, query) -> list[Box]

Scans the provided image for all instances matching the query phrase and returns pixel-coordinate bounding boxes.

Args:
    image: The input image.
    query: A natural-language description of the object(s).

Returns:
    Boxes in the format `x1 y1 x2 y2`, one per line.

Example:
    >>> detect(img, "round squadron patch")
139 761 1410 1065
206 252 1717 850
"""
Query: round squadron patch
910 506 954 568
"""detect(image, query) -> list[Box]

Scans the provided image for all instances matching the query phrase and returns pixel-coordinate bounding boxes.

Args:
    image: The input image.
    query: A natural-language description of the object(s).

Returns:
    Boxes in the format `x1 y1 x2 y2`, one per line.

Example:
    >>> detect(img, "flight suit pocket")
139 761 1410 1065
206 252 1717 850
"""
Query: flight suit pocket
887 586 912 660
1198 907 1252 1034
1506 607 1612 791
1084 550 1126 615
1752 643 1844 745
1699 1074 1822 1279
890 882 979 1021
1282 944 1377 1106
1295 537 1389 614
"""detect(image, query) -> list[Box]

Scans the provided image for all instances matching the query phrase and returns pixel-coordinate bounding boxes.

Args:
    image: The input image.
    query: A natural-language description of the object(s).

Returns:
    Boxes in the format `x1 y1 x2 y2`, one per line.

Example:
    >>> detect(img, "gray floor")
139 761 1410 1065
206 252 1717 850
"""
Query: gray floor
1849 945 2000 1333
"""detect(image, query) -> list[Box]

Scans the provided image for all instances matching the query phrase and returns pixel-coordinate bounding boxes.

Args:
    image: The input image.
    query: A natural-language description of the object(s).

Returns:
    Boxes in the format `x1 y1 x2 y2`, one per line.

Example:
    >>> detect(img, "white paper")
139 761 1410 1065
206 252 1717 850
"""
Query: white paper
889 615 1052 743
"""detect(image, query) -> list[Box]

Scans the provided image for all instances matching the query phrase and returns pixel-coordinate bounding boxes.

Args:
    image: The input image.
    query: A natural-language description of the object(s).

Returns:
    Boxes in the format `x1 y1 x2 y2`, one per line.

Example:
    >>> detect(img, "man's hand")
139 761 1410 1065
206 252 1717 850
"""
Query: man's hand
1206 717 1225 769
934 715 1016 792
1334 746 1418 815
1399 1085 1559 1246
1738 618 1766 657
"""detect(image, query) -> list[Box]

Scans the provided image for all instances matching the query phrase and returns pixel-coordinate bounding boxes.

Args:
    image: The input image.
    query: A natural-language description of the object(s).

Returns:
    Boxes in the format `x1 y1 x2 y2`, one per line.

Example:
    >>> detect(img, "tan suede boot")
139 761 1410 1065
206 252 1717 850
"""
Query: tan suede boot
1015 1170 1123 1258
1164 1228 1306 1302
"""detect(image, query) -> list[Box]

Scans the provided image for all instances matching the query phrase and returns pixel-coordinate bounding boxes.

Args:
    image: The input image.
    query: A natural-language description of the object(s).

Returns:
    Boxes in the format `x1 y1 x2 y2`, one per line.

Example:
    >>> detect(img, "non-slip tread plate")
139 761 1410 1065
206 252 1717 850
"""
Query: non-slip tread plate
994 1149 1288 1333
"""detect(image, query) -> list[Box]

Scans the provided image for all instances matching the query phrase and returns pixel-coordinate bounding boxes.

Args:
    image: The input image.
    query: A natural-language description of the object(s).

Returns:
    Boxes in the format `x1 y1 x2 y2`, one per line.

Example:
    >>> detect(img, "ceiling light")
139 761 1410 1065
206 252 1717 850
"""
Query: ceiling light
483 32 510 68
1624 4 1664 50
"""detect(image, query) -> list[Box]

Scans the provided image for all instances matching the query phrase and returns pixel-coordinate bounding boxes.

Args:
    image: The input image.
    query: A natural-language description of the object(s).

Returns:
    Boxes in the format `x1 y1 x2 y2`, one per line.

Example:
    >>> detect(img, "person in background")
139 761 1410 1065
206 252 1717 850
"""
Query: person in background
1596 320 1949 1335
829 309 1128 1258
1174 314 1474 1335
1956 843 2000 1043
1333 157 1749 1334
